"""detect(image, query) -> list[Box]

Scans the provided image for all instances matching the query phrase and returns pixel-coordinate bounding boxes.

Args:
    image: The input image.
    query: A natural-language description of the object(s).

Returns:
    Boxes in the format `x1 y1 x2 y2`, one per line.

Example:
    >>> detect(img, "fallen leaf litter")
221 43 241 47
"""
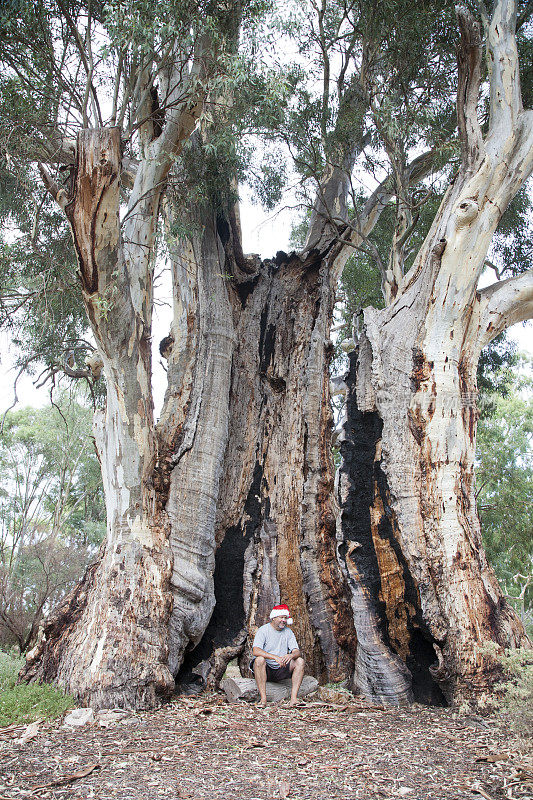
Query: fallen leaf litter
0 693 530 799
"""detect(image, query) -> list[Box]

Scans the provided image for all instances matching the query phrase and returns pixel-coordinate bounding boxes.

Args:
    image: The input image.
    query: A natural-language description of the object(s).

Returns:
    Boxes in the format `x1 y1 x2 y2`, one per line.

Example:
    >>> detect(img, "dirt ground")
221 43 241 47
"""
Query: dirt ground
1 692 531 800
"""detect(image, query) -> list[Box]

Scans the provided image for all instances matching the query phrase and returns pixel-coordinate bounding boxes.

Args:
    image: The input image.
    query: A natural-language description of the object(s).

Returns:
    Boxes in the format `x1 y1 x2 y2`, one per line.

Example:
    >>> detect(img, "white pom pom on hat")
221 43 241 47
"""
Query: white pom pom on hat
270 604 293 625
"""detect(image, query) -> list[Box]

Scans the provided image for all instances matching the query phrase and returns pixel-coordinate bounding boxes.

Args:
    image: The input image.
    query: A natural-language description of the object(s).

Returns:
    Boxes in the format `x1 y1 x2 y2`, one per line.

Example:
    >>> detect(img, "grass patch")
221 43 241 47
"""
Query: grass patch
0 652 74 727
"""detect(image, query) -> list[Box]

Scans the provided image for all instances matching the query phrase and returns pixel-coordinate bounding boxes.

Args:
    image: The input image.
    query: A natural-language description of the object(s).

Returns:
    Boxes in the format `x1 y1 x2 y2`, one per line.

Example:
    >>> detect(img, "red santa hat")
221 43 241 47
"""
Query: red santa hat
270 604 293 625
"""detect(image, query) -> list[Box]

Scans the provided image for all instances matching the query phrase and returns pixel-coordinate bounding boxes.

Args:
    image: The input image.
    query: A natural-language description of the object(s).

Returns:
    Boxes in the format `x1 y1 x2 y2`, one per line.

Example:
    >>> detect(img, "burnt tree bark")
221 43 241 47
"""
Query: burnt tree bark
179 244 357 687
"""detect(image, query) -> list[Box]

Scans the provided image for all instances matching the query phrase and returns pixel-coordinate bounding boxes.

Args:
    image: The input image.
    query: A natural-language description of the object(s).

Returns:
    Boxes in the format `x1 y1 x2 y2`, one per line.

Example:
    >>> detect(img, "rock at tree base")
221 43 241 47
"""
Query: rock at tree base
221 675 318 703
96 709 131 727
63 708 95 727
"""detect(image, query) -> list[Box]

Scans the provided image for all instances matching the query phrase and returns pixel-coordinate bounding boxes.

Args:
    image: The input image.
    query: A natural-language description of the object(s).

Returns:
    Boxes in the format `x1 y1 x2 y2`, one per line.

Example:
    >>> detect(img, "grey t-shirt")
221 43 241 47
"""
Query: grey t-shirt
252 623 299 669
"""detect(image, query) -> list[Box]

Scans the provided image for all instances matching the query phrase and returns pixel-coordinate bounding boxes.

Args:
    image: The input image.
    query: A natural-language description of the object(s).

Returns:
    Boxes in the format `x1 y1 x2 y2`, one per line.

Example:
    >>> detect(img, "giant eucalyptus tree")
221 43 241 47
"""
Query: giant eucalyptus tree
1 0 530 709
3 0 398 702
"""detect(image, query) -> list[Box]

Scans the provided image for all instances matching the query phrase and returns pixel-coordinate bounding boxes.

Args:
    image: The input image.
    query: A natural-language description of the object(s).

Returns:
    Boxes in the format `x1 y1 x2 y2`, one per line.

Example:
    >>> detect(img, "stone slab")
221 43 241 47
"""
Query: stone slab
221 675 318 703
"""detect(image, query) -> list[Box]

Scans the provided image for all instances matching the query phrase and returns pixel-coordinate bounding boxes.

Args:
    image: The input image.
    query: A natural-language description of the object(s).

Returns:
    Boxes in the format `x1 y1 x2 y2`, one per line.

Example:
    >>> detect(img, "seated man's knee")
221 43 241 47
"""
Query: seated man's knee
294 656 305 669
254 656 266 669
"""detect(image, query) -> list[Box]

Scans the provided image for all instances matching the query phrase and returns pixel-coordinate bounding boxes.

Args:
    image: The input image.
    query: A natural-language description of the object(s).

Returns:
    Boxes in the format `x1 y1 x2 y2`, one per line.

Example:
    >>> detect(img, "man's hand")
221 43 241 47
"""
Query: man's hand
279 653 293 666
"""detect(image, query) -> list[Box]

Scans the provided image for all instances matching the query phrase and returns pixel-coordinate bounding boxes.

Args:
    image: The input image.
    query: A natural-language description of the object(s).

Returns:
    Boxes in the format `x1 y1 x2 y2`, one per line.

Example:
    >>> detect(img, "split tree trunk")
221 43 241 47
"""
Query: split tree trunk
337 3 532 705
24 136 358 703
170 125 419 692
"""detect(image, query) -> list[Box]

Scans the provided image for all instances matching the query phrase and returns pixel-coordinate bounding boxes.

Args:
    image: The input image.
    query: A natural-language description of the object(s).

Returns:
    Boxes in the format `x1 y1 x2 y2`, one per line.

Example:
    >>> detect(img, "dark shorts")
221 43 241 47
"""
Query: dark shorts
250 659 292 682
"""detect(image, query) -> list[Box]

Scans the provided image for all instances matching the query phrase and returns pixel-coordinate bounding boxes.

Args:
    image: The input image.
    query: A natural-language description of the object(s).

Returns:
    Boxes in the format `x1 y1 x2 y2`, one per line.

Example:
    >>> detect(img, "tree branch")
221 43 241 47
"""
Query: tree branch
456 6 484 169
483 0 523 135
151 31 212 183
13 133 76 167
304 61 369 254
56 0 103 126
484 258 502 281
330 149 437 287
477 268 533 351
37 163 69 210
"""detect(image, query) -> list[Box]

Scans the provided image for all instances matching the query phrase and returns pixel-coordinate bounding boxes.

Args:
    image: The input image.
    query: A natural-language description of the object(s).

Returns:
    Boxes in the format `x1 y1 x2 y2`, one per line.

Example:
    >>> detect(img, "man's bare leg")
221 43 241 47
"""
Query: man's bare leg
288 657 305 707
253 656 268 706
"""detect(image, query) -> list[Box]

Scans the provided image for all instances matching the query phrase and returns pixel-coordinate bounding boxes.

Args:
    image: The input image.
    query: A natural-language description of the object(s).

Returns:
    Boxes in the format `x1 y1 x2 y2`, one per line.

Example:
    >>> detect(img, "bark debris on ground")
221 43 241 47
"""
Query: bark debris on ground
0 693 531 800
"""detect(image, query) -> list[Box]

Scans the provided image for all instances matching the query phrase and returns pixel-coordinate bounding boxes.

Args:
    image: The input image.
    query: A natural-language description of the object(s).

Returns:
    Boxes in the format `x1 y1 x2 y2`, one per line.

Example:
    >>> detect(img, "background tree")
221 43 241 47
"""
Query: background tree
0 398 104 653
477 358 533 631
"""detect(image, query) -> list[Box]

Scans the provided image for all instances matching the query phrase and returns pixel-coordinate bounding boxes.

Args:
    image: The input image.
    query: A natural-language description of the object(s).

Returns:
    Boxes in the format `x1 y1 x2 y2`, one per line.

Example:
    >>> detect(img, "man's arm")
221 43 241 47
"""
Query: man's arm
252 645 284 666
278 648 301 666
278 630 300 665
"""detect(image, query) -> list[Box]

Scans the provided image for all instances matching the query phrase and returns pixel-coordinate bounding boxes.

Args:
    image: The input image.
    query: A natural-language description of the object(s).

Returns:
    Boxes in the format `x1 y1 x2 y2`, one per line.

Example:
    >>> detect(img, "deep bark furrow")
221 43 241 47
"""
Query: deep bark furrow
338 351 414 705
299 259 355 682
165 219 235 676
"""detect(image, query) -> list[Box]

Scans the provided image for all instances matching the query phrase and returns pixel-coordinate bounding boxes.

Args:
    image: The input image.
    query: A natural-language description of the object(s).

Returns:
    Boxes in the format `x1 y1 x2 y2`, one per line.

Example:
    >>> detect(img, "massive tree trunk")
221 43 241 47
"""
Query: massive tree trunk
175 236 357 688
24 130 359 703
173 81 399 689
171 140 424 693
337 2 532 706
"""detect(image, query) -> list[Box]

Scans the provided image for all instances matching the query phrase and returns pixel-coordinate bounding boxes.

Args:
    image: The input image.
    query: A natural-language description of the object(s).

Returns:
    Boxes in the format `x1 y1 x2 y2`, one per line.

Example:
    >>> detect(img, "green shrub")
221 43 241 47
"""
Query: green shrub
0 652 74 727
497 647 533 739
0 651 23 692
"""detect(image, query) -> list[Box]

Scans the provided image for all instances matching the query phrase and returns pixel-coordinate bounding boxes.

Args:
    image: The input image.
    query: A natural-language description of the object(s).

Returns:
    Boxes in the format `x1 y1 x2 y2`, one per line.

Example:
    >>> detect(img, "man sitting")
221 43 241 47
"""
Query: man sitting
251 604 305 707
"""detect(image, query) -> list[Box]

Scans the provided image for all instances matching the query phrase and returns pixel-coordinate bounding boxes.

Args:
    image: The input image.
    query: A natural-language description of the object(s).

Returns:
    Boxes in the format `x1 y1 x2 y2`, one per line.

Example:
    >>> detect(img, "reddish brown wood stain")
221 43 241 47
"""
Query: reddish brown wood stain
369 492 411 661
66 129 121 296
